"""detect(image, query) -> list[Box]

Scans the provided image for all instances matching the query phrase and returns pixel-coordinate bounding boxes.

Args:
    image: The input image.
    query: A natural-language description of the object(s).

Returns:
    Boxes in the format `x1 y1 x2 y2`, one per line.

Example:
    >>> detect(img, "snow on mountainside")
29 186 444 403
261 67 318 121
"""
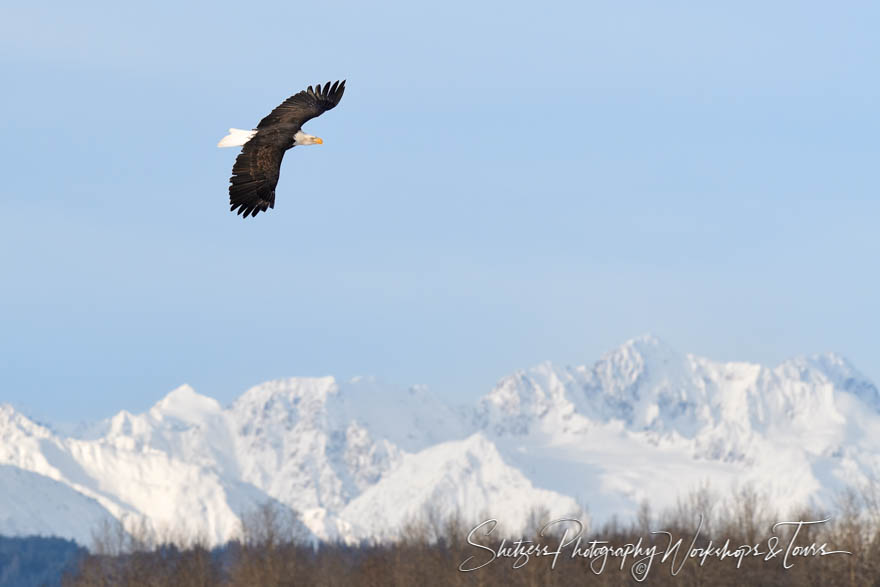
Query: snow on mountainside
0 465 112 545
1 335 879 547
475 335 880 518
0 389 302 547
340 433 582 540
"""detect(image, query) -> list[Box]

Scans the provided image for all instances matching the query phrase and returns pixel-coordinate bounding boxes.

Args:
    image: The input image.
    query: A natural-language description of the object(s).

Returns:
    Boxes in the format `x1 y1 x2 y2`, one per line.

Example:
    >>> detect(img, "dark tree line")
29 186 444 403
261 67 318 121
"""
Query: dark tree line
0 535 84 587
57 483 880 586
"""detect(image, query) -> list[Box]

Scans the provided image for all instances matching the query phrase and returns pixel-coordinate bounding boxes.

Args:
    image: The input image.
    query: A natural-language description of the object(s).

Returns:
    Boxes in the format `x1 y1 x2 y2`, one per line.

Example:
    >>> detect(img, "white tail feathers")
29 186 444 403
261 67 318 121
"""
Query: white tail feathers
217 128 257 148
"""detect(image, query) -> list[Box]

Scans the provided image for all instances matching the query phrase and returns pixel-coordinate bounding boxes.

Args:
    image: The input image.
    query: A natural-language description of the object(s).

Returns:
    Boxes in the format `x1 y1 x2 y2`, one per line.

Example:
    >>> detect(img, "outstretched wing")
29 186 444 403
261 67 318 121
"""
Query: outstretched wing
228 136 285 217
257 80 346 129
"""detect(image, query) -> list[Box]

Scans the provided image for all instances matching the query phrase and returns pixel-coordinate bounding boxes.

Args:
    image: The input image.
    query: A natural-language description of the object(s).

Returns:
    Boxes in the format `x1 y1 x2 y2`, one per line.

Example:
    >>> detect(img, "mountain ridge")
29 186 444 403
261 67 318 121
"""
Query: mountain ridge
1 335 878 547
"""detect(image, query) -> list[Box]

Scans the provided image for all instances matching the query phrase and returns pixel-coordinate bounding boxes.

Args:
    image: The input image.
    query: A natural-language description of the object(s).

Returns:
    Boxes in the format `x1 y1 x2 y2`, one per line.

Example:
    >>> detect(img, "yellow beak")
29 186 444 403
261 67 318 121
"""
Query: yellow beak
314 137 324 144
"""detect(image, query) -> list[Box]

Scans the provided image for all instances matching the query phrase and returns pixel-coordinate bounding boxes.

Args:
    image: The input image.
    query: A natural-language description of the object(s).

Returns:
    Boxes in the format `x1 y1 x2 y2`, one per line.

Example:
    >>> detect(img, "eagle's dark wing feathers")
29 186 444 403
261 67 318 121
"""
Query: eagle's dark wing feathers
227 80 345 218
256 80 346 130
228 136 285 217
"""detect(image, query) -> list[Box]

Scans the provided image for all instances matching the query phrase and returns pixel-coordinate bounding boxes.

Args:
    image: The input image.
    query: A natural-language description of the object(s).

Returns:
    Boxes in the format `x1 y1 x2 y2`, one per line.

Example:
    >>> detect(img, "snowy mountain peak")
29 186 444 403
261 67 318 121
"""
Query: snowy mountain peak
776 352 880 410
150 384 222 421
593 334 685 394
477 335 695 438
608 333 681 363
476 337 880 459
618 332 674 353
0 404 52 440
233 376 339 412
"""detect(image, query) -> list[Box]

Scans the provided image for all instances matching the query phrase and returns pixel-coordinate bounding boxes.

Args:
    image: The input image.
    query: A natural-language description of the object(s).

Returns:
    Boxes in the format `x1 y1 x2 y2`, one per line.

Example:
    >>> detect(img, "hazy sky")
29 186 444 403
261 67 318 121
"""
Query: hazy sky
2 1 878 423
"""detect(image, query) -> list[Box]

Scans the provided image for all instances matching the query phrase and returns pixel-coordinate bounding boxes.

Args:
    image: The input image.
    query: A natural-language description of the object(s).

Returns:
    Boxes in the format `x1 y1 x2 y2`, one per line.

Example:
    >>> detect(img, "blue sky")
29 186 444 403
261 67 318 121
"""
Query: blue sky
1 1 878 423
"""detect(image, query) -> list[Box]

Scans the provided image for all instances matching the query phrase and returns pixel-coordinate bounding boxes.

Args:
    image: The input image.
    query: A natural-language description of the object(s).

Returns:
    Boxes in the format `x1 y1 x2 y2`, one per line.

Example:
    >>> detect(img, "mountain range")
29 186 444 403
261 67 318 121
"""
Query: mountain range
1 335 878 547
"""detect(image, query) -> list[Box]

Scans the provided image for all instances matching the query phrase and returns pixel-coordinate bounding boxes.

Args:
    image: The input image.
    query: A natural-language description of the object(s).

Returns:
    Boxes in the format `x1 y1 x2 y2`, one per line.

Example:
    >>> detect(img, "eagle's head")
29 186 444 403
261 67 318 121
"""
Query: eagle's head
293 130 323 146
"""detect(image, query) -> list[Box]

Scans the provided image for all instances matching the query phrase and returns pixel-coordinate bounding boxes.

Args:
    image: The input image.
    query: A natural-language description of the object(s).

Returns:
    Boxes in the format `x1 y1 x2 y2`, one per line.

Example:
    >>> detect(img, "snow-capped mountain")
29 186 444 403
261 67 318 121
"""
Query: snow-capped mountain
474 335 880 519
1 335 879 547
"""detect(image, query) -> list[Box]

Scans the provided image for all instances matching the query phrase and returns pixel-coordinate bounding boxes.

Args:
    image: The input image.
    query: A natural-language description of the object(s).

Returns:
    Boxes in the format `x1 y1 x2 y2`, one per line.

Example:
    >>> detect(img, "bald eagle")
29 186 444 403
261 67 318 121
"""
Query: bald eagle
218 80 346 217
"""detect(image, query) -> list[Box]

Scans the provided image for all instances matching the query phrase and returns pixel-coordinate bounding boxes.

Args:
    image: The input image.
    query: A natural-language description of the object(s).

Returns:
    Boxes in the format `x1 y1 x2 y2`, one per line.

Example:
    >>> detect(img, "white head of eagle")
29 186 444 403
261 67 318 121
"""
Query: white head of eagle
292 130 323 146
218 80 345 218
